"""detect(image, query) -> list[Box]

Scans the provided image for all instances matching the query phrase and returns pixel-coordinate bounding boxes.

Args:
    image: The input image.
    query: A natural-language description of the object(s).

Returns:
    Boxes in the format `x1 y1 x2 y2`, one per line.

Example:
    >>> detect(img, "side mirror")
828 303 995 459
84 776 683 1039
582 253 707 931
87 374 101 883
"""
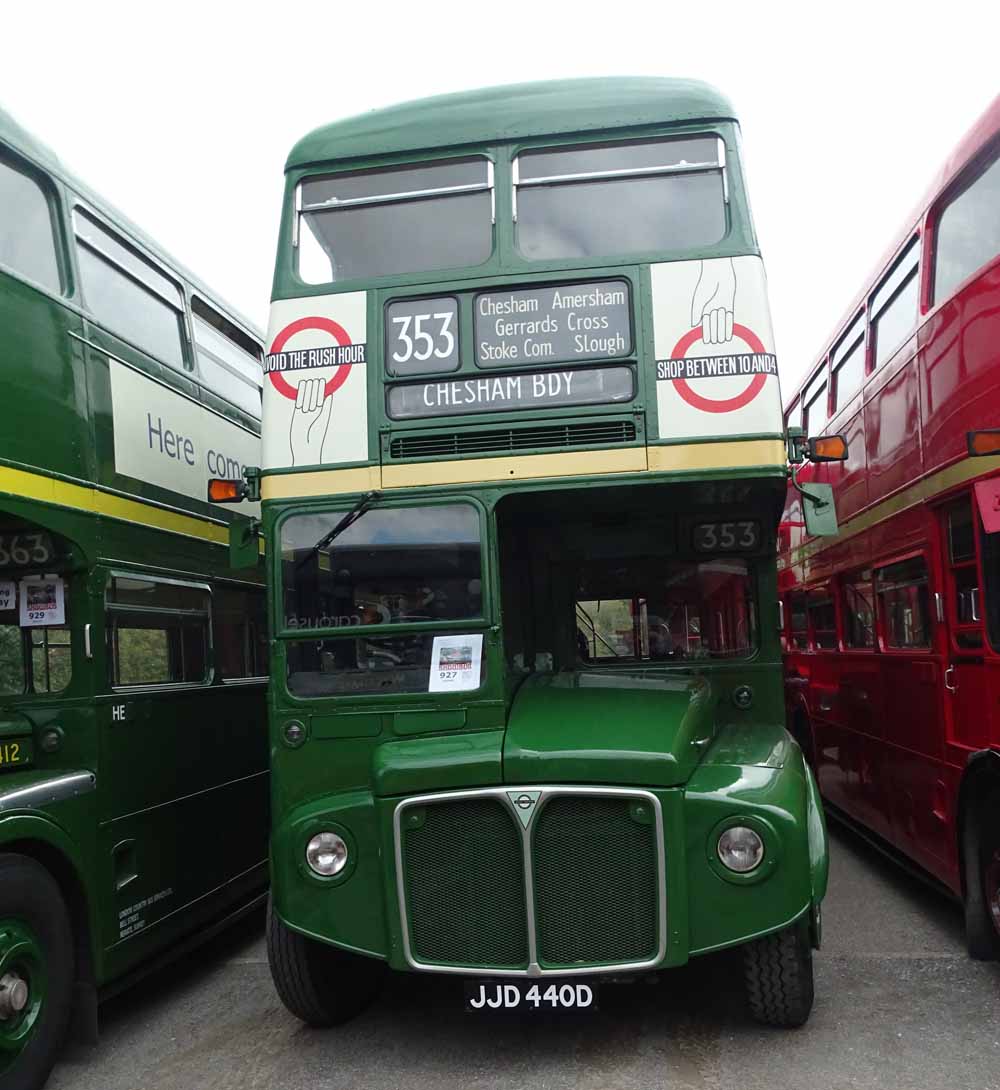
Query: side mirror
806 434 849 462
802 484 839 536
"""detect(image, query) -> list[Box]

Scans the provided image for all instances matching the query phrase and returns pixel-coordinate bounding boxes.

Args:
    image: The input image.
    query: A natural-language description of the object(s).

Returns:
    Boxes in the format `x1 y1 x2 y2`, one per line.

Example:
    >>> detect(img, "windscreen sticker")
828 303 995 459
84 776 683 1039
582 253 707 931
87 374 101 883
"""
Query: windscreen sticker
428 633 483 693
650 256 782 438
19 576 64 627
0 582 14 612
263 293 368 469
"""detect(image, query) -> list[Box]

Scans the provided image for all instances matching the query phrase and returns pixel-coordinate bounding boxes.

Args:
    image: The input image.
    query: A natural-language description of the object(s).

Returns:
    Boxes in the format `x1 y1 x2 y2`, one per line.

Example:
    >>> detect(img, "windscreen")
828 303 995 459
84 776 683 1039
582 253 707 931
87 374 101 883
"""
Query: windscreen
280 504 485 696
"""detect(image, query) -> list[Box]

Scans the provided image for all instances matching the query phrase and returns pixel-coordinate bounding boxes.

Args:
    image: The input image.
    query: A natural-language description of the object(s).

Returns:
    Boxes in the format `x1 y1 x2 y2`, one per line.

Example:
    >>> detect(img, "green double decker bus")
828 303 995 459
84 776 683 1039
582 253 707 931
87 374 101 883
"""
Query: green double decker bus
0 108 268 1088
245 78 832 1028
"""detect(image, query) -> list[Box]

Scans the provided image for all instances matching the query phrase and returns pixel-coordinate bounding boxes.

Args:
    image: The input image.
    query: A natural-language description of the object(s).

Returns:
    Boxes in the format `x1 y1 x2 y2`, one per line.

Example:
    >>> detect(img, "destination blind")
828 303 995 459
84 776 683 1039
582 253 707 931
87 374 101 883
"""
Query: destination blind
475 280 632 366
387 365 634 419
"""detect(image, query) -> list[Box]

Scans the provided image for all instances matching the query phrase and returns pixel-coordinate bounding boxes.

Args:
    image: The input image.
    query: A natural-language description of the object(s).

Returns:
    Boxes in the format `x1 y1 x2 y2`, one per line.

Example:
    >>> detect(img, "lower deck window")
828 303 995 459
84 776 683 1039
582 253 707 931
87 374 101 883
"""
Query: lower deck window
876 557 931 649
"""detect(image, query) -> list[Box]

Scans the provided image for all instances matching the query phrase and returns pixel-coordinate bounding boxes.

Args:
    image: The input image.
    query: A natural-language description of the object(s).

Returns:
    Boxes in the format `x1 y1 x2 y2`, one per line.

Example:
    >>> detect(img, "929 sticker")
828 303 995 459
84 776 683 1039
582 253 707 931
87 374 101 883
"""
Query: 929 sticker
692 520 761 553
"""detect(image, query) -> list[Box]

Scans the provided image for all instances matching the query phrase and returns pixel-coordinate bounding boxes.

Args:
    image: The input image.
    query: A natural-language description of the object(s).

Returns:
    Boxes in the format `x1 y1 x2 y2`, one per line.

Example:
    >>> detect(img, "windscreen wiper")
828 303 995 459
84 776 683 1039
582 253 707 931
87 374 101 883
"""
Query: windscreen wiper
295 490 382 570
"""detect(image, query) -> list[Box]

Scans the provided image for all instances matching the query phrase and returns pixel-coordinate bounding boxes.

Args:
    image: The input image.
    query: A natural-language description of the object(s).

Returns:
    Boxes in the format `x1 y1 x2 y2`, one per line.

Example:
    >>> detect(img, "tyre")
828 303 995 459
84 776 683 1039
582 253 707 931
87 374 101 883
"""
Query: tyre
266 898 385 1026
742 919 815 1028
0 854 75 1090
962 790 1000 961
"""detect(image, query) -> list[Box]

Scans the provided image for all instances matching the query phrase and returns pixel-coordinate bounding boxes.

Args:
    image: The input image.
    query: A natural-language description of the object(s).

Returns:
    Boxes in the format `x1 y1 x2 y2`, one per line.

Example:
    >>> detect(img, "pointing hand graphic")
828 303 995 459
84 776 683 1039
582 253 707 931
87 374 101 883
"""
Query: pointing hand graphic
289 377 332 466
691 258 736 344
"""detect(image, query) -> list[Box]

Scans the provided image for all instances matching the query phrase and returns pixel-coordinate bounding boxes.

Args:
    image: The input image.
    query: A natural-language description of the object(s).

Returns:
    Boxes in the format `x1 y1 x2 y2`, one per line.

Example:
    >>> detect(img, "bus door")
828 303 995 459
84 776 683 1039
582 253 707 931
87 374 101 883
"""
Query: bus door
874 553 949 876
939 495 995 774
100 571 222 950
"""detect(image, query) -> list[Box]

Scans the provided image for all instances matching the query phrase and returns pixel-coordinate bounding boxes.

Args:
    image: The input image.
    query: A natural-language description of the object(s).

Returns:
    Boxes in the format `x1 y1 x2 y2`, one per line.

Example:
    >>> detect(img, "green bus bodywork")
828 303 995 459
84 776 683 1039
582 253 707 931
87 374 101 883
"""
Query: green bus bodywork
260 79 827 1026
0 106 268 1087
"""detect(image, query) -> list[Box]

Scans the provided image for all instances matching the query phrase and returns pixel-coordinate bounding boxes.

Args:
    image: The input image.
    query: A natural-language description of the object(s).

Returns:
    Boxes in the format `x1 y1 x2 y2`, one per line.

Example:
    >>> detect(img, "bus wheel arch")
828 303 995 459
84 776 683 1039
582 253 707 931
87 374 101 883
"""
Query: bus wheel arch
0 821 99 1044
957 752 1000 959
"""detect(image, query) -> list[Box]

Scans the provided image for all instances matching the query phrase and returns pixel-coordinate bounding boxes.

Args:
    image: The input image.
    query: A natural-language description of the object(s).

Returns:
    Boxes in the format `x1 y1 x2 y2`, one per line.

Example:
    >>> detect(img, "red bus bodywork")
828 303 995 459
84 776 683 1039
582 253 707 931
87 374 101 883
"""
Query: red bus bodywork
779 97 1000 936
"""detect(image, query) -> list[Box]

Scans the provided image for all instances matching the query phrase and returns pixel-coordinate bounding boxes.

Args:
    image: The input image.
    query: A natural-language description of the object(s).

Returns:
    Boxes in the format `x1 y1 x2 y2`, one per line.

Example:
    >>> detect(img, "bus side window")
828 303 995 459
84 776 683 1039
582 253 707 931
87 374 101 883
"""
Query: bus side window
870 239 919 370
933 145 1000 304
842 571 875 649
0 153 62 293
106 575 210 686
875 557 931 650
215 586 268 679
807 589 837 649
0 614 25 695
788 593 808 649
191 297 263 420
74 209 188 372
30 625 72 693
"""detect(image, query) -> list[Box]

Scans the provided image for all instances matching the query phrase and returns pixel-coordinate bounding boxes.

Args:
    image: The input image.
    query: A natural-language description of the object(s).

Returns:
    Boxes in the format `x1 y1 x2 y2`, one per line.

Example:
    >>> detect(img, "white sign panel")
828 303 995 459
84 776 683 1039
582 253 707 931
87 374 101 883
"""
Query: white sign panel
0 581 14 612
650 255 783 440
19 576 65 627
262 292 368 470
109 361 260 516
428 633 484 694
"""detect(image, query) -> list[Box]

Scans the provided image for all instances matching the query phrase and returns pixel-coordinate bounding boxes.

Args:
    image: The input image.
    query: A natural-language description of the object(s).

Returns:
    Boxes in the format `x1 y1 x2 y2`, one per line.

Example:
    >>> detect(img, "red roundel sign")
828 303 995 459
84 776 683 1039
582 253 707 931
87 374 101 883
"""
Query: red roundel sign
267 317 354 401
670 323 769 414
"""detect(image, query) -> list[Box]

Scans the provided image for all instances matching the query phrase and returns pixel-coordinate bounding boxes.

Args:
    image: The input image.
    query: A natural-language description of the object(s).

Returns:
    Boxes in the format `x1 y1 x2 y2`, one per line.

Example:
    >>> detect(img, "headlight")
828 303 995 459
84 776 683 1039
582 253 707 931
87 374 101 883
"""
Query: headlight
305 831 348 876
717 826 764 873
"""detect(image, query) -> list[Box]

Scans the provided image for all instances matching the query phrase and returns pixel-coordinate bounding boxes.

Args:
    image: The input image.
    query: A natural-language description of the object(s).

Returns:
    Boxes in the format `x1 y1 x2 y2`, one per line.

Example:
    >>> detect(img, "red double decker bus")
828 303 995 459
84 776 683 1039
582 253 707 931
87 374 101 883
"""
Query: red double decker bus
779 95 1000 957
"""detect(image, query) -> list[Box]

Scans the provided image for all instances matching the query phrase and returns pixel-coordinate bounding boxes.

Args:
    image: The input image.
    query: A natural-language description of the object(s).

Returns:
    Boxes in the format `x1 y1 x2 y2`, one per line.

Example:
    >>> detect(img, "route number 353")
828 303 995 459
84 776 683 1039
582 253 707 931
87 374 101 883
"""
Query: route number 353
693 521 760 552
385 297 459 371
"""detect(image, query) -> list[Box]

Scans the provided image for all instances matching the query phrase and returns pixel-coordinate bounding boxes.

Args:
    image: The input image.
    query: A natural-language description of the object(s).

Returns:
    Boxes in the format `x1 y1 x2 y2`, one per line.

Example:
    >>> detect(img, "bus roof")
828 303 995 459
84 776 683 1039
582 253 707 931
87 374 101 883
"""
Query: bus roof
286 77 737 171
786 93 1000 410
0 103 263 341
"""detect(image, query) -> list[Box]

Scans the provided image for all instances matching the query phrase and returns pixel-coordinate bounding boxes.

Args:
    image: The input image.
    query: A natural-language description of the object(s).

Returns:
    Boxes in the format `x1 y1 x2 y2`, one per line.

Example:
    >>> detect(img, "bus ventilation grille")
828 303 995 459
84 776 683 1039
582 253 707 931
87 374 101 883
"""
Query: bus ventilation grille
532 796 659 967
389 420 637 460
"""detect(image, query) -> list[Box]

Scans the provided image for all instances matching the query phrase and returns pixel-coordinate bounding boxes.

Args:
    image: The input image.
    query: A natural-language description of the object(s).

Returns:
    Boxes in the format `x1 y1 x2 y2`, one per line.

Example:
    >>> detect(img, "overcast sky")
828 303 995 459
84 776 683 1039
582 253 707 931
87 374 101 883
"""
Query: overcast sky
5 1 998 396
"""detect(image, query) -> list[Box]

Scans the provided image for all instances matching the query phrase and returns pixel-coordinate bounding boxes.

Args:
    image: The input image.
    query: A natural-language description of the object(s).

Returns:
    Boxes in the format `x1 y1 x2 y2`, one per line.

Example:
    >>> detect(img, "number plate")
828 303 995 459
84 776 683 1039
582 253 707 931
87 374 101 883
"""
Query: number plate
464 979 598 1012
0 738 33 770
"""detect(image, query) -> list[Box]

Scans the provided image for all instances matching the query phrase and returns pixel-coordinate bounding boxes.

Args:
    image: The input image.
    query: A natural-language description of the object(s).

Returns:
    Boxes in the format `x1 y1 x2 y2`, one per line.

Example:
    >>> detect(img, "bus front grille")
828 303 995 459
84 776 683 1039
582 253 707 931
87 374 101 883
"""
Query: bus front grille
395 787 664 974
532 796 659 967
388 419 637 460
400 797 529 969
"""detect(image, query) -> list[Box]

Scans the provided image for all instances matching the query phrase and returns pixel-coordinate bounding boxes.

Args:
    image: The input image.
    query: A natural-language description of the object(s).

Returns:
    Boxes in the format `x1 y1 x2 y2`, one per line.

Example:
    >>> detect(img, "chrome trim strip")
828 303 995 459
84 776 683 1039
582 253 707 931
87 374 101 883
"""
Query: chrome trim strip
393 784 667 978
0 772 95 812
516 160 721 188
302 180 490 213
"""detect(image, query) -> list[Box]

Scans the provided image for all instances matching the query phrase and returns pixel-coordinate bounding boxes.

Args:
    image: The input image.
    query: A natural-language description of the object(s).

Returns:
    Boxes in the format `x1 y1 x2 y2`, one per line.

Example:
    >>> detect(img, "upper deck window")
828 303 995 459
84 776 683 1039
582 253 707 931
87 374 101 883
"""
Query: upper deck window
191 297 263 419
297 157 494 284
74 210 187 371
933 145 1000 304
830 313 866 410
514 136 727 262
870 238 919 370
0 155 61 293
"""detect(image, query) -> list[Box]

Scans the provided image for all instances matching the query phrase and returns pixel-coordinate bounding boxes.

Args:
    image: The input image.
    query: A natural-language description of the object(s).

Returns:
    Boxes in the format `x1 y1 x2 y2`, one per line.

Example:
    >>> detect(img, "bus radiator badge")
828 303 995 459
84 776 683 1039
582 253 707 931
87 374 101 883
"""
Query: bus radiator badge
507 791 541 828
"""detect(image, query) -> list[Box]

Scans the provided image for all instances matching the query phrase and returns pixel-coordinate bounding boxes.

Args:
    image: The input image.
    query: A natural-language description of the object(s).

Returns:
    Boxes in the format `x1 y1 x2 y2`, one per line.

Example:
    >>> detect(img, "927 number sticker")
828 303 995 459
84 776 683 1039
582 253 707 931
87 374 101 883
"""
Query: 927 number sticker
693 520 760 553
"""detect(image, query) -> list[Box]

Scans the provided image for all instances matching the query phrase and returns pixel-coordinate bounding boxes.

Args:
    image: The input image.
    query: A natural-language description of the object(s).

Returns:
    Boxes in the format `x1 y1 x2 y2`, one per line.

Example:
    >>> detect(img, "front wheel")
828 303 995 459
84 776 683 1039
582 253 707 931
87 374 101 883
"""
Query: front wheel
742 920 814 1028
266 899 385 1026
0 854 75 1090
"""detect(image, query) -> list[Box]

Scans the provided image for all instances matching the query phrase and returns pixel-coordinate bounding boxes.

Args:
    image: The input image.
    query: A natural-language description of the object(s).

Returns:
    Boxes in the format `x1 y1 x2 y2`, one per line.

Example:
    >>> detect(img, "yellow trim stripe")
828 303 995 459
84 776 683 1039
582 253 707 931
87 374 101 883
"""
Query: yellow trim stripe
647 439 785 473
783 450 1000 570
0 465 228 545
261 440 786 501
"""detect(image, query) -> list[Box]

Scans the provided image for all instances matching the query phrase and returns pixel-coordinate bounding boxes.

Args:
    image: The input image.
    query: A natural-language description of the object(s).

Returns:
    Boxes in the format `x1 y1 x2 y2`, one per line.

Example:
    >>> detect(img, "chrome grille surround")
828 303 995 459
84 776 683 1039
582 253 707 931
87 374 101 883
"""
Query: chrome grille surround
393 784 667 977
